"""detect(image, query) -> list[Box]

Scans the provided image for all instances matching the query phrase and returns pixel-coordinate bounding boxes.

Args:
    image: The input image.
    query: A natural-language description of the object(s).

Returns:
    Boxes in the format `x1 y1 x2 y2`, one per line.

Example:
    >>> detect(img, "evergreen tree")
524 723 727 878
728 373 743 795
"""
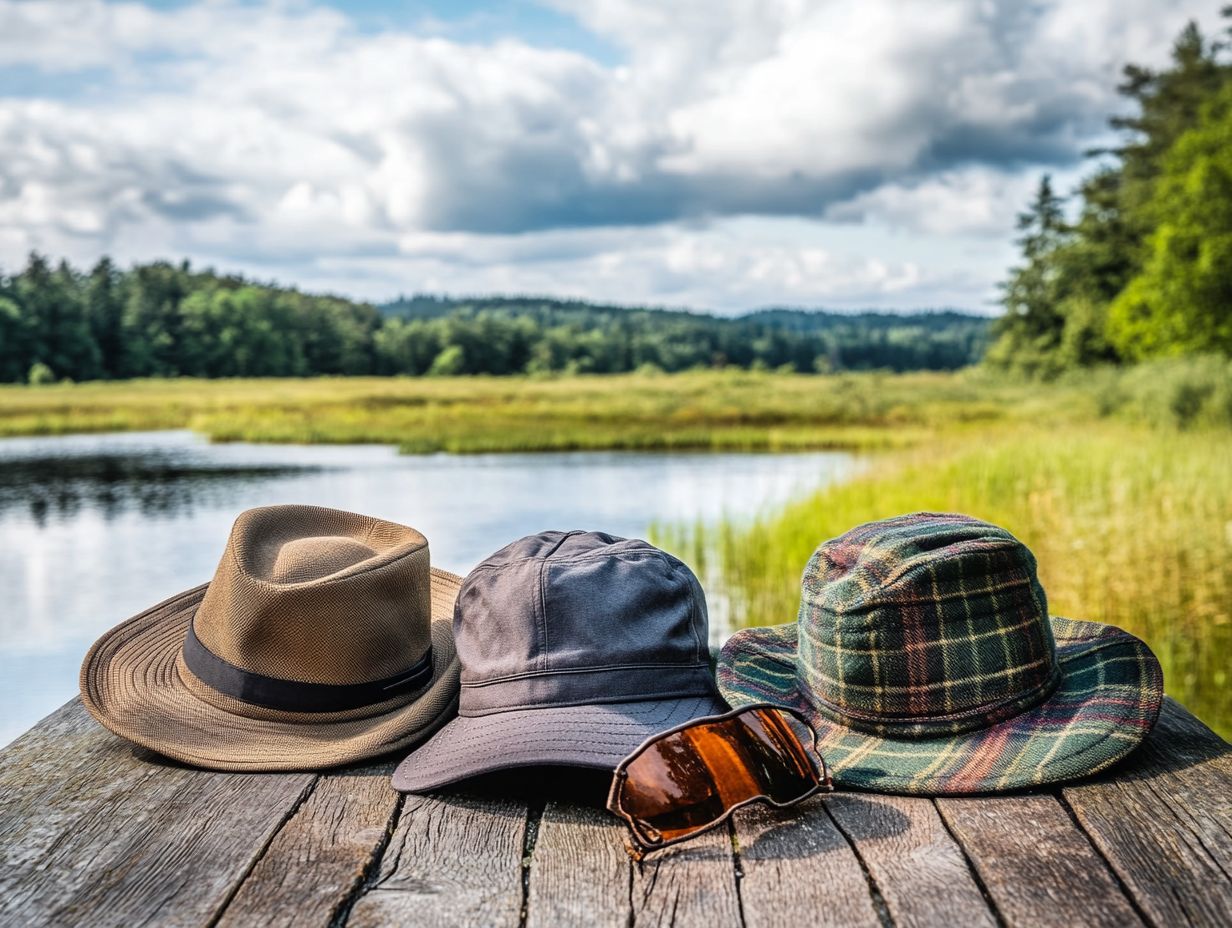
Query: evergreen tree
1109 80 1232 358
985 177 1073 375
989 13 1232 373
85 258 124 378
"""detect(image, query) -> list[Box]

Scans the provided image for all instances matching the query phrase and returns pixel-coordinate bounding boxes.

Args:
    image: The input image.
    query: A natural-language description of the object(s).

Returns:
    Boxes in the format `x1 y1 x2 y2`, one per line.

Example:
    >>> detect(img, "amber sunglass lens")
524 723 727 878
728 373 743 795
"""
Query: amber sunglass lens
617 708 819 845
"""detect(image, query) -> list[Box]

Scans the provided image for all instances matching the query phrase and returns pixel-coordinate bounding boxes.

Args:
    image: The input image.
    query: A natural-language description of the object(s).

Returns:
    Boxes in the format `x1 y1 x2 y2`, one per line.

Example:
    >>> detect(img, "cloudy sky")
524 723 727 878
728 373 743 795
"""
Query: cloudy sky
0 0 1223 312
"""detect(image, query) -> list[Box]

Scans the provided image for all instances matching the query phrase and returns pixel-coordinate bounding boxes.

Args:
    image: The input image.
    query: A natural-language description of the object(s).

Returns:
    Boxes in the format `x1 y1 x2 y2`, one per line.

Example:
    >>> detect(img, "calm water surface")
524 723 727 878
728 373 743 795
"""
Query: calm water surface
0 431 860 745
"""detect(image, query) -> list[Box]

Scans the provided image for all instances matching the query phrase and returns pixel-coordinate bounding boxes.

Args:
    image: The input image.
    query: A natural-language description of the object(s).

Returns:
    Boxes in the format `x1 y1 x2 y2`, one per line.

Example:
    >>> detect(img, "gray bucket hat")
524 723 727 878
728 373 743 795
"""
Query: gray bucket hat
393 530 727 792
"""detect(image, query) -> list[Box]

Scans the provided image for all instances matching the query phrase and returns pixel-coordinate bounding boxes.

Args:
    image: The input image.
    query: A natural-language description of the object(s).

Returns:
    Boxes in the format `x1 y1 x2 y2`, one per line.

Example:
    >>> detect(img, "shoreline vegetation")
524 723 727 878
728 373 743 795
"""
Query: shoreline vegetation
1 363 1228 737
1 358 1227 449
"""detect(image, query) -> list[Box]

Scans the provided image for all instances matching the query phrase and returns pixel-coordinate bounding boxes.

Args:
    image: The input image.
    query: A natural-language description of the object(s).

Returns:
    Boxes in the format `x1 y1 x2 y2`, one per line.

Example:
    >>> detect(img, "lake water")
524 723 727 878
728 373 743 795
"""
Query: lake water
0 431 859 746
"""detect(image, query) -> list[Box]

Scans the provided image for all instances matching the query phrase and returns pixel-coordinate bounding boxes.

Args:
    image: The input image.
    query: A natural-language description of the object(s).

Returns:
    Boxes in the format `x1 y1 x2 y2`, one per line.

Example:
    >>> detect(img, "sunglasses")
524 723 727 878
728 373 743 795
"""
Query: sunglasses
606 703 832 855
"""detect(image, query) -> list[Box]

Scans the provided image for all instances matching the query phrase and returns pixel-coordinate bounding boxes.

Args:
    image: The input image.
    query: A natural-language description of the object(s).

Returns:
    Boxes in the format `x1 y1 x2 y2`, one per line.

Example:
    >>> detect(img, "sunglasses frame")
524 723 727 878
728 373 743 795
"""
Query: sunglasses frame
606 702 833 854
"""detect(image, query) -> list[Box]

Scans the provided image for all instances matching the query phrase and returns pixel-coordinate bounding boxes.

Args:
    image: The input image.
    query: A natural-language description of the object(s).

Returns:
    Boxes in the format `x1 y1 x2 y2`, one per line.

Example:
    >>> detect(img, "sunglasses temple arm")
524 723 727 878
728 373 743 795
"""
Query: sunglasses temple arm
816 749 834 791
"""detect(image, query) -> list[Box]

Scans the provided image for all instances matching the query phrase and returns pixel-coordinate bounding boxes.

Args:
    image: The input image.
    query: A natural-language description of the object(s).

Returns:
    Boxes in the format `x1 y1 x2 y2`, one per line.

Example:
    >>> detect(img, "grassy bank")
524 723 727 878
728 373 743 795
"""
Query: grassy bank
0 369 1081 453
655 423 1232 738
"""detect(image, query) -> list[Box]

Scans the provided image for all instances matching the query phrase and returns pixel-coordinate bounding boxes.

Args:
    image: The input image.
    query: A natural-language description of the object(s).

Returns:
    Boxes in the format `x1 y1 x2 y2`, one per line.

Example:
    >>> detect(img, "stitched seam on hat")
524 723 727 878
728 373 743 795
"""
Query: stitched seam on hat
540 530 583 560
459 688 718 717
806 662 1063 735
537 554 550 671
687 571 704 663
461 660 711 687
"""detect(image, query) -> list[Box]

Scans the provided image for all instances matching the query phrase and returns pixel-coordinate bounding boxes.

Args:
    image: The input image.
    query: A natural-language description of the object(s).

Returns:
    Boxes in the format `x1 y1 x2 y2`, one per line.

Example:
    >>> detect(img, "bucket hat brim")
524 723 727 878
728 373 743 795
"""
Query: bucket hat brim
392 693 728 793
717 616 1163 794
80 569 463 772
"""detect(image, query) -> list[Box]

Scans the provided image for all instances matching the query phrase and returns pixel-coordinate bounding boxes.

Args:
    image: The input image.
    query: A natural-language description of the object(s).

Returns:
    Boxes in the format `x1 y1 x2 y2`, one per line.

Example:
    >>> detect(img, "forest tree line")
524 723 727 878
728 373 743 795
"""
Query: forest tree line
989 11 1232 373
0 256 988 382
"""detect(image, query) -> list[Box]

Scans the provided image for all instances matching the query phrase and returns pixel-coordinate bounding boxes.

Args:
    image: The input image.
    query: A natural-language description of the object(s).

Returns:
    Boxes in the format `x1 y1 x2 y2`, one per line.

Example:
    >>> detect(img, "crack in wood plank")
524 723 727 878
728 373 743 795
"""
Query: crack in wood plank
1062 699 1232 928
937 792 1142 927
329 789 404 928
826 793 994 928
731 795 883 928
206 774 321 927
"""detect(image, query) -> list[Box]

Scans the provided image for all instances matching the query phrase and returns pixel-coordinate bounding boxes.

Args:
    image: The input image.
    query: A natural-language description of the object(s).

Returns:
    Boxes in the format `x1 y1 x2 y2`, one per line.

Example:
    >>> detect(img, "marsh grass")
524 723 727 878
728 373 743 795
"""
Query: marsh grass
0 369 1081 452
654 423 1232 737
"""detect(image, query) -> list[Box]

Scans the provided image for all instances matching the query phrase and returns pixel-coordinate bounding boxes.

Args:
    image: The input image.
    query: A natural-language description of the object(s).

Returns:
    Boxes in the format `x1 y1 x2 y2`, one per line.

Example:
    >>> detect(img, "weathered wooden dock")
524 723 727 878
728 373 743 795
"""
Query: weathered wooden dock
1 696 1229 927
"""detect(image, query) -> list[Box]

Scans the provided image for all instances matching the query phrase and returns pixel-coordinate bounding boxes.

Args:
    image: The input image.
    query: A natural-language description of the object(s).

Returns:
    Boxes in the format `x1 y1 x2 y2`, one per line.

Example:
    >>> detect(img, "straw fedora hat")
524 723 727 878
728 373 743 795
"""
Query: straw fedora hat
718 513 1163 794
80 504 462 771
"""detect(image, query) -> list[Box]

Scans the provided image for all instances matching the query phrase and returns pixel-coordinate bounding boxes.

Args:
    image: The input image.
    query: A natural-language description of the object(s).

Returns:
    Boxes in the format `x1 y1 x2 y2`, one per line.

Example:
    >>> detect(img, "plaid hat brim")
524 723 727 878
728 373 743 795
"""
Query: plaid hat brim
717 617 1163 794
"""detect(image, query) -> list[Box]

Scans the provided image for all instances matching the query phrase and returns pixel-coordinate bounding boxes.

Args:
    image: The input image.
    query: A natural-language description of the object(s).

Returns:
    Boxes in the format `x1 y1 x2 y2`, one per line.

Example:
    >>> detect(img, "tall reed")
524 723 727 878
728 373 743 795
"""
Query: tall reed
656 424 1232 738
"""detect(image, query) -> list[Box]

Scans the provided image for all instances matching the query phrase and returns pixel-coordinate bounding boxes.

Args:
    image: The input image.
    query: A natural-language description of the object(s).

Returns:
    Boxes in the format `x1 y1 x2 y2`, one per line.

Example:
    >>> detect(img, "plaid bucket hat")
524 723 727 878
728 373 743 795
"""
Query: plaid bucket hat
717 513 1163 794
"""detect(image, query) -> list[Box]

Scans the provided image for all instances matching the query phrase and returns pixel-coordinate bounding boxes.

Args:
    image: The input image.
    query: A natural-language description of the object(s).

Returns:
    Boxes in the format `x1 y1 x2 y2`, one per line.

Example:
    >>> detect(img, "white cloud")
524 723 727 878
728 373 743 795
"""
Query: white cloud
0 0 1223 310
823 164 1093 237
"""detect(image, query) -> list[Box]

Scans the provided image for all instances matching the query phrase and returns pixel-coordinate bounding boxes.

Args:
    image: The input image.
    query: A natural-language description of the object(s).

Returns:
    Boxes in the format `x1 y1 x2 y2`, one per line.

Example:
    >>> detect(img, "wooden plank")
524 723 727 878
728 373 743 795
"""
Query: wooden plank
1063 697 1232 928
0 700 160 877
629 820 743 928
937 793 1143 927
524 802 630 928
49 769 313 928
345 791 530 928
0 699 313 928
826 793 997 928
732 796 881 928
216 762 401 928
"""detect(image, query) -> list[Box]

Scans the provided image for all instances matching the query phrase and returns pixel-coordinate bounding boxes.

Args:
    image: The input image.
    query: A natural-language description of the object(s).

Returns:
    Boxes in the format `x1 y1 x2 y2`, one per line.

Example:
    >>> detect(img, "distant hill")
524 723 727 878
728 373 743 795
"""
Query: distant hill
379 295 991 373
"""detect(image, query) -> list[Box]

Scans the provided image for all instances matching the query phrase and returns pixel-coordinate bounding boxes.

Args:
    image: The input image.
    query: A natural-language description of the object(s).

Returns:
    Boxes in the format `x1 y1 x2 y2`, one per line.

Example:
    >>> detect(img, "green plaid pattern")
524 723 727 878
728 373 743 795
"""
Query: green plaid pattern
718 513 1163 794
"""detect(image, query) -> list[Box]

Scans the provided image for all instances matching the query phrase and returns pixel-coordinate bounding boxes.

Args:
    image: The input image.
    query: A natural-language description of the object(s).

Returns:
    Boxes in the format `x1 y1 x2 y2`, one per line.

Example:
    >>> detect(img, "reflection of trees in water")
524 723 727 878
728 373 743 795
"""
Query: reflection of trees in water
0 454 320 526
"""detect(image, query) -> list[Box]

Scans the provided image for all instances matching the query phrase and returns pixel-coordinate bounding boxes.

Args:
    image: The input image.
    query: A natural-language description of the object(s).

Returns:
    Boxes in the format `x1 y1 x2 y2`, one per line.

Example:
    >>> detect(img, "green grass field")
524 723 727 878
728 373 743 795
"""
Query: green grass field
1 364 1228 736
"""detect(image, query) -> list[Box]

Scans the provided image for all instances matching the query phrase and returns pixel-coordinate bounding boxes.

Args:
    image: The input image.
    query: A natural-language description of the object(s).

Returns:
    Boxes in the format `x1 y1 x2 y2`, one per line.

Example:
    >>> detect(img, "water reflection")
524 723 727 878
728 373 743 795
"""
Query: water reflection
0 449 318 526
0 431 861 746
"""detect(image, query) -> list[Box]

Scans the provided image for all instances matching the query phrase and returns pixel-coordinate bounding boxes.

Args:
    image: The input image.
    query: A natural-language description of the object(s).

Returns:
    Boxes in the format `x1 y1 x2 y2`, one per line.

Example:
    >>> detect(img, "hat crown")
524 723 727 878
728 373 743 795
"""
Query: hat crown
191 505 433 686
797 513 1059 737
453 530 715 715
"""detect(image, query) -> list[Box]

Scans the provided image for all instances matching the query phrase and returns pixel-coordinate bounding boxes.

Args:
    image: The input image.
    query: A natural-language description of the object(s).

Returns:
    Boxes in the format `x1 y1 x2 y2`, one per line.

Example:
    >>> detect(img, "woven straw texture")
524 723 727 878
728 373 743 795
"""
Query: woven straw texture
80 505 463 771
717 513 1163 794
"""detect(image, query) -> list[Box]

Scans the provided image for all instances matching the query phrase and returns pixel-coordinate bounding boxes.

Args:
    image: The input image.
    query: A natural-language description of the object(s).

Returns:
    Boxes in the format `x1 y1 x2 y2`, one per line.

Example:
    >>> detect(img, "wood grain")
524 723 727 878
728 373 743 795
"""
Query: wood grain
731 795 881 928
345 791 530 928
629 819 742 927
1062 697 1232 928
938 793 1143 927
525 801 630 928
0 700 313 928
216 763 401 928
2 697 1230 928
822 793 996 928
0 700 158 878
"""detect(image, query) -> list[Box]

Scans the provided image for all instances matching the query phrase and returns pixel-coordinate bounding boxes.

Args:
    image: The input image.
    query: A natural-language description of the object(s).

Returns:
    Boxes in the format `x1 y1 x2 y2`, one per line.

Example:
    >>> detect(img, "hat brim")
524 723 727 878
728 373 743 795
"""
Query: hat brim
717 617 1163 794
392 693 729 793
79 569 463 772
